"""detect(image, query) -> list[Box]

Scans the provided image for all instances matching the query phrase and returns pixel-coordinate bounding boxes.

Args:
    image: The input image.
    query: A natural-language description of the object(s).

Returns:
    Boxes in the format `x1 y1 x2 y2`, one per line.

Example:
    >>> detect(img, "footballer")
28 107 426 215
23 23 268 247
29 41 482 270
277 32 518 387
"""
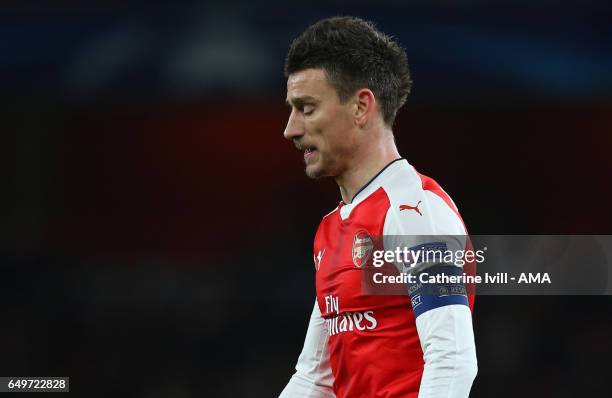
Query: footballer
279 17 477 398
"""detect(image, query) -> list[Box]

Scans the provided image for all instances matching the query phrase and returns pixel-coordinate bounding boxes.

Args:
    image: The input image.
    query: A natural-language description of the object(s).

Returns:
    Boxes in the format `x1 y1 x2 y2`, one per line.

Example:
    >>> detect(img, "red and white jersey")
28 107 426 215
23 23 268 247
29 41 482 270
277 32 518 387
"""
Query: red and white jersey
280 159 477 398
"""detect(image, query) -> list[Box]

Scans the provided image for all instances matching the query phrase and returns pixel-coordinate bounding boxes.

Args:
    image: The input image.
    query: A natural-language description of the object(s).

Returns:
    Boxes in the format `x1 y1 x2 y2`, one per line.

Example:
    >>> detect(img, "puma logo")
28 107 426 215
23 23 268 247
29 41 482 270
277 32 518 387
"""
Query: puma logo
399 201 422 216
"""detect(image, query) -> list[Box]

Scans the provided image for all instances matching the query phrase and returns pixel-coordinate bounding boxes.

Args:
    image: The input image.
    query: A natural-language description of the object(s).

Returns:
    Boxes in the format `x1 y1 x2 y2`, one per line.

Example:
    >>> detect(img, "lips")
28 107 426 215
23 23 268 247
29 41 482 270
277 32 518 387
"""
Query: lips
294 141 318 163
303 146 318 162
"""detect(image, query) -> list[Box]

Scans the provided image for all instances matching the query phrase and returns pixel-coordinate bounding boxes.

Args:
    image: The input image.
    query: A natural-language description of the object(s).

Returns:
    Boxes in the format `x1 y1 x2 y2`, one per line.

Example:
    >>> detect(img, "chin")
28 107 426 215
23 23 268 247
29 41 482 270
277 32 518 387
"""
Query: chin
305 166 323 179
305 162 327 179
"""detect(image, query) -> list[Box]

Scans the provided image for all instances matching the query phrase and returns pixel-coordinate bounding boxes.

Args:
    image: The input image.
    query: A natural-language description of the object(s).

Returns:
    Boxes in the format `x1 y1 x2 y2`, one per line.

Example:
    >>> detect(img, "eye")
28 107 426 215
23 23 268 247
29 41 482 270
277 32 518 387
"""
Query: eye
303 105 314 116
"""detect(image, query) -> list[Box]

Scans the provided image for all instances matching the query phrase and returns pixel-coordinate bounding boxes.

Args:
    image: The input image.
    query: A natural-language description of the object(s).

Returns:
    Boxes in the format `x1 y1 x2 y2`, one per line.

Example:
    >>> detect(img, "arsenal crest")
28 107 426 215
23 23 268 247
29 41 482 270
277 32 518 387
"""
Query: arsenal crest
352 230 373 268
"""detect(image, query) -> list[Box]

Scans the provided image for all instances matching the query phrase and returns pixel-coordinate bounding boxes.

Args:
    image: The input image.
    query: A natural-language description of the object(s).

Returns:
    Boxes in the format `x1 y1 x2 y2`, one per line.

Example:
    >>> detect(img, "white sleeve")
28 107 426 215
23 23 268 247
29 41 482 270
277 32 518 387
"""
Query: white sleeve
416 305 477 398
382 191 477 397
279 301 335 398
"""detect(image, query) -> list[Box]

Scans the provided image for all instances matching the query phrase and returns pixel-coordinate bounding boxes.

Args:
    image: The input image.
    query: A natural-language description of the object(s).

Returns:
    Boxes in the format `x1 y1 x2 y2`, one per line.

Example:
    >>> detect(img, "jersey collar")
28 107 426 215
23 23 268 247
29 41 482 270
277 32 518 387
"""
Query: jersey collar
339 158 407 220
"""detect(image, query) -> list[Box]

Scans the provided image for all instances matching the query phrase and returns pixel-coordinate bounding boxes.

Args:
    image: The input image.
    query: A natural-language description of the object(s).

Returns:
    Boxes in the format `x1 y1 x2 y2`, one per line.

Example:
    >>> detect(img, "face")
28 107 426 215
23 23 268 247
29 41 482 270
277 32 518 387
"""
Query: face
284 68 357 179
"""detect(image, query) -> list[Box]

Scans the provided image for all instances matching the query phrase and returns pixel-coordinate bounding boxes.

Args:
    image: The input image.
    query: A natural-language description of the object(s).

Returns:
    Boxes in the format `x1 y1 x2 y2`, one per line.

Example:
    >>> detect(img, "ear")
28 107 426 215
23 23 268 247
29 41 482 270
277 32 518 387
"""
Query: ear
354 88 376 128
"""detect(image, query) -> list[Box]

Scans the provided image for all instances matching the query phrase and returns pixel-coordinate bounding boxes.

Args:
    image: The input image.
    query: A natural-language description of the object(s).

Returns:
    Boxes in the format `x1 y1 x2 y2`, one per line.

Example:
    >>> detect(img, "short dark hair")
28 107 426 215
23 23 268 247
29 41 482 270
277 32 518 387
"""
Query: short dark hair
285 16 412 126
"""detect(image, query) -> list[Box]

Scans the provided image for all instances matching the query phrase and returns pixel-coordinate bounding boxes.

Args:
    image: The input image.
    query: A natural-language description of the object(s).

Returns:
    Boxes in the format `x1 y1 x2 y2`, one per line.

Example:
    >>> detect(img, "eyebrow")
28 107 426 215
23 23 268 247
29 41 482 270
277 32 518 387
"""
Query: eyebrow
285 95 318 108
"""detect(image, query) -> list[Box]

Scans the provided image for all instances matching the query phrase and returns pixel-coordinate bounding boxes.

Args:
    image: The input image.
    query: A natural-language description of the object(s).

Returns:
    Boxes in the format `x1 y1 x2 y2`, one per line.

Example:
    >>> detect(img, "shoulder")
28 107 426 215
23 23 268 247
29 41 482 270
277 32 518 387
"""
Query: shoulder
321 205 339 220
382 164 466 236
313 205 340 240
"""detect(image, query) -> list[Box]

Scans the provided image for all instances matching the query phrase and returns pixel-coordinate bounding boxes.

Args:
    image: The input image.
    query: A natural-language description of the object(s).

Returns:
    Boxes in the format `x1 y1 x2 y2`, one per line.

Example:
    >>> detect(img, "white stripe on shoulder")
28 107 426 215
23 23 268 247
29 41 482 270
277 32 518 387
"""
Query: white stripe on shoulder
382 164 465 236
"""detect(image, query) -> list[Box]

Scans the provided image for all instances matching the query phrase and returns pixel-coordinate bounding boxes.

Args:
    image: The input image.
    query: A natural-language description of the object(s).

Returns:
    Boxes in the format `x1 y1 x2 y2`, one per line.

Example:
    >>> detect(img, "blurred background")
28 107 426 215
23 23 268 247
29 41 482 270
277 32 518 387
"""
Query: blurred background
3 0 612 396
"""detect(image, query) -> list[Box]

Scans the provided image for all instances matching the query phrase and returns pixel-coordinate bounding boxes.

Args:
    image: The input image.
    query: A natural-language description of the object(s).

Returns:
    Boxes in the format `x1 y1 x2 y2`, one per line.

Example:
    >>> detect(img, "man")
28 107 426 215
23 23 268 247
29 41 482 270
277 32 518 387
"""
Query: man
279 17 477 398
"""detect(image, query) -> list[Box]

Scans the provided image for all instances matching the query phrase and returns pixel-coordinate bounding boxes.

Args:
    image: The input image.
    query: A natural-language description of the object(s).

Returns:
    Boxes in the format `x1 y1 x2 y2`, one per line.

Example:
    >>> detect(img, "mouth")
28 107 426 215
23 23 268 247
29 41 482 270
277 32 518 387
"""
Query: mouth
302 146 318 163
294 141 319 163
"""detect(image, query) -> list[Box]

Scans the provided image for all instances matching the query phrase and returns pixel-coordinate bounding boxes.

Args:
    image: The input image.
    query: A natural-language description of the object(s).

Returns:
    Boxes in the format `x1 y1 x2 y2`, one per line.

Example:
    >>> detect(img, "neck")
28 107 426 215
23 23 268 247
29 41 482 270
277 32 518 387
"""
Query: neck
336 131 401 204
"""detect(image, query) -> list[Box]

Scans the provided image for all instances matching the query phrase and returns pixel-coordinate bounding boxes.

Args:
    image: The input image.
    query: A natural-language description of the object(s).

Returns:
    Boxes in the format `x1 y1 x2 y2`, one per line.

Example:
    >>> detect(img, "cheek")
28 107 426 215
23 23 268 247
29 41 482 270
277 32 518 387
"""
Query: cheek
307 107 353 153
326 114 355 150
302 115 322 136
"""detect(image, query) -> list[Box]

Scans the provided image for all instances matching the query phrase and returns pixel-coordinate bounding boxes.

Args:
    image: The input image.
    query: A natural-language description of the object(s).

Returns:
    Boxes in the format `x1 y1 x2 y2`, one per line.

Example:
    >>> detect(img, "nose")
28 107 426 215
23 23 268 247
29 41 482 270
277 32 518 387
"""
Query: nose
283 108 304 141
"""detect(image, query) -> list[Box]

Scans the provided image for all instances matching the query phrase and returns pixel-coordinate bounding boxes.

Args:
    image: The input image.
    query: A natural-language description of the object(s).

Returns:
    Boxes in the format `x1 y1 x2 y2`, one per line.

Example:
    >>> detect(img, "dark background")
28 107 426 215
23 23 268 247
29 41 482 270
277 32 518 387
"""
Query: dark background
4 1 612 396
